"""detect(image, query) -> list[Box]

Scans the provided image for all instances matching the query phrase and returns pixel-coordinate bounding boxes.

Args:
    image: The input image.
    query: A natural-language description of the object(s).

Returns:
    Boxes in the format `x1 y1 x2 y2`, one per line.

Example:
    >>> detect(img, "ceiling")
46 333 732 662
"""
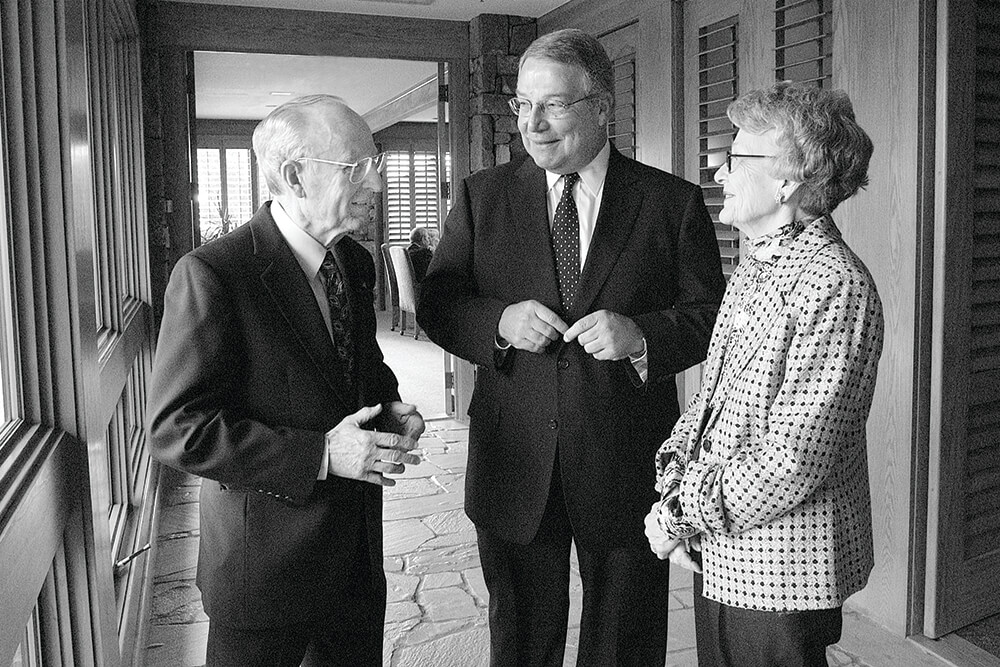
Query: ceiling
185 0 572 123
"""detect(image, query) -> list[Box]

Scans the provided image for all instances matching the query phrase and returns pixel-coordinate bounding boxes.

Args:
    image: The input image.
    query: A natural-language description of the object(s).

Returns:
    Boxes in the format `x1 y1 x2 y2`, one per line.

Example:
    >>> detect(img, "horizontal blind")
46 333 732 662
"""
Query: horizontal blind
609 54 637 159
386 150 412 243
698 16 740 278
775 0 832 88
966 2 1000 561
412 151 438 227
385 148 447 243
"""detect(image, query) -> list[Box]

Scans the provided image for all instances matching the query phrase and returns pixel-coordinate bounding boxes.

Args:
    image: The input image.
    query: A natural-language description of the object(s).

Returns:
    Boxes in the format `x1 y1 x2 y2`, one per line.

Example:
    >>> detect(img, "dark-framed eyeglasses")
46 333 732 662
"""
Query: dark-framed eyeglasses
293 152 387 184
507 95 598 119
725 151 776 172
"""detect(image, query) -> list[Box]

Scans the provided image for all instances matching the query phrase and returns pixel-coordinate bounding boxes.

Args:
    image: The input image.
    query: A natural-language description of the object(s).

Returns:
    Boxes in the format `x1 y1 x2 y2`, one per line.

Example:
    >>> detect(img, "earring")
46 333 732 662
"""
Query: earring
774 189 785 205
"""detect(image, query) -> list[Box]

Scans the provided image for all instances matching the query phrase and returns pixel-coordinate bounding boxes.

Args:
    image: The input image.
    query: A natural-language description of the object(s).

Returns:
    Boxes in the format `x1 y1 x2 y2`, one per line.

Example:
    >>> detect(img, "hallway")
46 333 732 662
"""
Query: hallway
141 315 970 667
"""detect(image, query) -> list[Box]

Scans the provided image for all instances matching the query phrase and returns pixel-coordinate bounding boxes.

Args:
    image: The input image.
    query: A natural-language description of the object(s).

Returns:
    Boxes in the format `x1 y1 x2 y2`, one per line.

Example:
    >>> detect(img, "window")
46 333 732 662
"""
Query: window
8 606 41 667
196 141 269 245
698 16 740 278
385 149 450 243
775 0 833 88
0 120 14 427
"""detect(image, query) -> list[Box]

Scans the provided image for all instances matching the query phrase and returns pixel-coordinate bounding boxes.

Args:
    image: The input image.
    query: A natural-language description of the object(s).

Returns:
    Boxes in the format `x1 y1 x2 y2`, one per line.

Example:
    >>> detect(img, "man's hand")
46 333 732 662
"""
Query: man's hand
498 300 569 353
373 401 426 442
644 502 681 559
325 404 421 487
563 310 644 361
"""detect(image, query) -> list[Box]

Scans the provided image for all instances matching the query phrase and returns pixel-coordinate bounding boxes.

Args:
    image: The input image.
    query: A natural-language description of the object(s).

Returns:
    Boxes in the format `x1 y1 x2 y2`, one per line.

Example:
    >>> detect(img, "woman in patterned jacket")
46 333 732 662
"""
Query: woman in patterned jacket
644 81 883 666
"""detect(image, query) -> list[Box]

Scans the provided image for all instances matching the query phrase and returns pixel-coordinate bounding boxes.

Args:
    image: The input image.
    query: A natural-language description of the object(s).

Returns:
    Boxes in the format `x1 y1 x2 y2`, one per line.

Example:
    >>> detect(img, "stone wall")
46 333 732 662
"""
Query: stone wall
468 15 536 171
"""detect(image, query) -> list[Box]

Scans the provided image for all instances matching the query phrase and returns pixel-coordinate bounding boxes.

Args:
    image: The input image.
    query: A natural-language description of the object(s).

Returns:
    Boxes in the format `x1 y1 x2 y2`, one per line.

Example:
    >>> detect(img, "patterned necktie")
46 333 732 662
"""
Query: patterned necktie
319 251 355 388
552 172 581 312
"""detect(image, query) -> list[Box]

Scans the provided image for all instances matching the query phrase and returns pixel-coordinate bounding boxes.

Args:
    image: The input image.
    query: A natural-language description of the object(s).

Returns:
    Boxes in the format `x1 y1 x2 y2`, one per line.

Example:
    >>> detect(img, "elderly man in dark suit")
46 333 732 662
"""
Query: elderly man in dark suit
418 28 725 667
147 95 424 667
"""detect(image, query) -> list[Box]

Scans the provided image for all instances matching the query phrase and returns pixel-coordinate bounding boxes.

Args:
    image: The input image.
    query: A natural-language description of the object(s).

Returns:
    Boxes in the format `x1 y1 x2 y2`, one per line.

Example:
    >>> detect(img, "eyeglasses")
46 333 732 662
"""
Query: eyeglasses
293 152 387 184
508 95 598 119
724 151 776 172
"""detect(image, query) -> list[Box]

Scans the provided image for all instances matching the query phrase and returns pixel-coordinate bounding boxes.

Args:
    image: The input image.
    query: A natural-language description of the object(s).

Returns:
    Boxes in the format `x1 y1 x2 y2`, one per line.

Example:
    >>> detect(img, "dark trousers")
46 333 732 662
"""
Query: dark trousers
693 570 843 667
205 614 382 667
476 465 671 667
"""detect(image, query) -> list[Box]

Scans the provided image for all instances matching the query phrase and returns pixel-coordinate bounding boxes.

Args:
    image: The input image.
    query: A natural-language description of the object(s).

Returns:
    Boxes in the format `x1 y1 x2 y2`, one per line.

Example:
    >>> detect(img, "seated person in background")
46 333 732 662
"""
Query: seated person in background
406 226 438 283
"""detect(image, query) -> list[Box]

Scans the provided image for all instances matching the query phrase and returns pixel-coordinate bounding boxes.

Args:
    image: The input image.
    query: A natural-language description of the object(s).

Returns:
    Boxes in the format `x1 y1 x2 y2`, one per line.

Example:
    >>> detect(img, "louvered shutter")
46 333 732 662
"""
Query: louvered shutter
926 0 1000 637
698 17 740 278
774 0 832 88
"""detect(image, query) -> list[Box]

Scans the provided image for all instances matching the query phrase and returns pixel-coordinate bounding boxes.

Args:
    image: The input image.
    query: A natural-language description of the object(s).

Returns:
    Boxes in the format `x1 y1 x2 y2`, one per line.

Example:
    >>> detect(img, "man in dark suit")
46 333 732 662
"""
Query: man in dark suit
418 29 725 666
405 226 438 283
147 95 424 667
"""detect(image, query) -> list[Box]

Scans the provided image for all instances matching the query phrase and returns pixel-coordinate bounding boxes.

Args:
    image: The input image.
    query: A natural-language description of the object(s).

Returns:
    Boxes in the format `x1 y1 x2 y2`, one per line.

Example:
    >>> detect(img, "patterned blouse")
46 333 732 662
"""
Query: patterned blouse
654 216 884 612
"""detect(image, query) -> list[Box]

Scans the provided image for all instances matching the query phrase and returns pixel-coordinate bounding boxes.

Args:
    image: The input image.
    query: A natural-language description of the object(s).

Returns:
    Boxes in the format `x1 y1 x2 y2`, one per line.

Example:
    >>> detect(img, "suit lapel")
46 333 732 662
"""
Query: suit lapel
571 148 642 321
250 207 355 412
511 158 562 309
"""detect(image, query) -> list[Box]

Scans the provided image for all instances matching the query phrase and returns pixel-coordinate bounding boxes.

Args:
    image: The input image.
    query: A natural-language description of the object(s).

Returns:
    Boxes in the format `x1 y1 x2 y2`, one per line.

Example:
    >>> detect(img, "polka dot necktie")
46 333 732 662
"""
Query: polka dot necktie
319 251 355 390
552 172 581 313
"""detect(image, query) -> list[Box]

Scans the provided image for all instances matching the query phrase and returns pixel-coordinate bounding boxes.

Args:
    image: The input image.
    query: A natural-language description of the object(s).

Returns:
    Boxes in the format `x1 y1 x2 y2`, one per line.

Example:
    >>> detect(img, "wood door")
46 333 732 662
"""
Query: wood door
924 0 1000 637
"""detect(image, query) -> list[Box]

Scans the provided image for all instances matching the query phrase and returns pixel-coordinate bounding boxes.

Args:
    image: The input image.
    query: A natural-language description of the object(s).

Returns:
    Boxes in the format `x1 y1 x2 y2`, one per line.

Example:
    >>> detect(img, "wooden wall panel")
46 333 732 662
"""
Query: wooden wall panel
832 0 921 634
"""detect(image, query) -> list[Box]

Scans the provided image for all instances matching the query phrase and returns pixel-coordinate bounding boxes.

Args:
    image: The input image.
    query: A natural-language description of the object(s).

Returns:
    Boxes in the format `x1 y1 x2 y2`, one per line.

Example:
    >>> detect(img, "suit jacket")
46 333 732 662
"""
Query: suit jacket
147 204 400 628
658 216 883 611
418 148 725 550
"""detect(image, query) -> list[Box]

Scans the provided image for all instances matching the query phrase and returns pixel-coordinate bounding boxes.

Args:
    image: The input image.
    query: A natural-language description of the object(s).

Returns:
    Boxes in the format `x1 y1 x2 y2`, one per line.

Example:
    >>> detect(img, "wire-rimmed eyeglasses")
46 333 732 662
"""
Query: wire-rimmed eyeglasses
293 152 387 184
724 151 776 172
507 95 598 119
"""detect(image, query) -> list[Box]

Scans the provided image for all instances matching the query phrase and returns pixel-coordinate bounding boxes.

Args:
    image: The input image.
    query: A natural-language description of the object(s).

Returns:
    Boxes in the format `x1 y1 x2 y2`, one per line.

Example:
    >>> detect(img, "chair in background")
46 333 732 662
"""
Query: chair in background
388 245 421 339
380 243 400 331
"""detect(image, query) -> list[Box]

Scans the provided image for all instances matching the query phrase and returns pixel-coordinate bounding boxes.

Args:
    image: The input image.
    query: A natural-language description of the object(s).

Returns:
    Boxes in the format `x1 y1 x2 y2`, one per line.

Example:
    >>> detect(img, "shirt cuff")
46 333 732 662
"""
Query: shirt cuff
628 337 648 384
318 440 329 480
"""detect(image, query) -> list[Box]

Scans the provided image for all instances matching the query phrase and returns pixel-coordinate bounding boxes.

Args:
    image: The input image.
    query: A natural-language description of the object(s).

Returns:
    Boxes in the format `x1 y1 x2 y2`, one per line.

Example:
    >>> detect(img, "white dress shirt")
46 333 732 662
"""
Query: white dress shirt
270 200 343 479
543 142 648 380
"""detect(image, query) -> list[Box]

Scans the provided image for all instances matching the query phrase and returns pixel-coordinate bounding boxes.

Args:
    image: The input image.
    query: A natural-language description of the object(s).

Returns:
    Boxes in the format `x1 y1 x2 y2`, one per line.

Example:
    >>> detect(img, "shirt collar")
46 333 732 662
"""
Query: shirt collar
270 199 330 279
545 140 611 197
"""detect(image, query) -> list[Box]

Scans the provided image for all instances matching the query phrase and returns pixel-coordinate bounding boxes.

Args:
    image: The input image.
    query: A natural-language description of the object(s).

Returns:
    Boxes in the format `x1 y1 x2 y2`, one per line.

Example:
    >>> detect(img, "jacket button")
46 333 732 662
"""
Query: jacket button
548 419 558 430
557 359 569 369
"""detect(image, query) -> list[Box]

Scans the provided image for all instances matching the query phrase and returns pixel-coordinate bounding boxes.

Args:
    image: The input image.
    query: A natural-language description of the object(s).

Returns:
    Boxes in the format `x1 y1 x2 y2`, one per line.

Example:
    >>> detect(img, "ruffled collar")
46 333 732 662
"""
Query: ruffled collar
745 218 810 264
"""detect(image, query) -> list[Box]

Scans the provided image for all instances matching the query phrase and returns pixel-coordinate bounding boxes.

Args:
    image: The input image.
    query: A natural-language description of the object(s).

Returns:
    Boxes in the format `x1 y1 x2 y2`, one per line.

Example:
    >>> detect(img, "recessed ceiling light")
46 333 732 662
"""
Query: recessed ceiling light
270 91 293 96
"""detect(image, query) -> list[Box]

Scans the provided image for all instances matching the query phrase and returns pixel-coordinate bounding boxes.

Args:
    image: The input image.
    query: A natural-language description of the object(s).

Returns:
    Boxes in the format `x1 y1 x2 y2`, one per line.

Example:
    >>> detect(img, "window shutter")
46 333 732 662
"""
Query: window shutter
197 148 223 238
775 0 833 88
385 148 449 242
386 150 412 243
698 16 740 278
966 4 1000 562
224 148 254 225
412 151 438 227
609 54 637 159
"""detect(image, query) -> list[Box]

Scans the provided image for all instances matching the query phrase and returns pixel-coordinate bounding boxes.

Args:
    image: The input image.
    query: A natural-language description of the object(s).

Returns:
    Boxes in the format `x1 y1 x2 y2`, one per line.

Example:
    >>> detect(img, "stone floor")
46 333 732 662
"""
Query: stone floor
142 415 983 666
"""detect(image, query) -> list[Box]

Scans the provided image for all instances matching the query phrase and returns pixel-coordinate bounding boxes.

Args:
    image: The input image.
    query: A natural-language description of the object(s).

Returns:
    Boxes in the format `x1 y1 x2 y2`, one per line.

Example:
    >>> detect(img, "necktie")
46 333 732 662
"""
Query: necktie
552 172 581 312
319 251 355 389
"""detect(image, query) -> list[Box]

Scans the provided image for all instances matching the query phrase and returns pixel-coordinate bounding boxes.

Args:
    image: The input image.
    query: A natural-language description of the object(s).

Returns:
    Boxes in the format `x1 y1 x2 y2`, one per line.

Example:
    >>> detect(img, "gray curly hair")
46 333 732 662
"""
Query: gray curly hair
727 81 873 217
